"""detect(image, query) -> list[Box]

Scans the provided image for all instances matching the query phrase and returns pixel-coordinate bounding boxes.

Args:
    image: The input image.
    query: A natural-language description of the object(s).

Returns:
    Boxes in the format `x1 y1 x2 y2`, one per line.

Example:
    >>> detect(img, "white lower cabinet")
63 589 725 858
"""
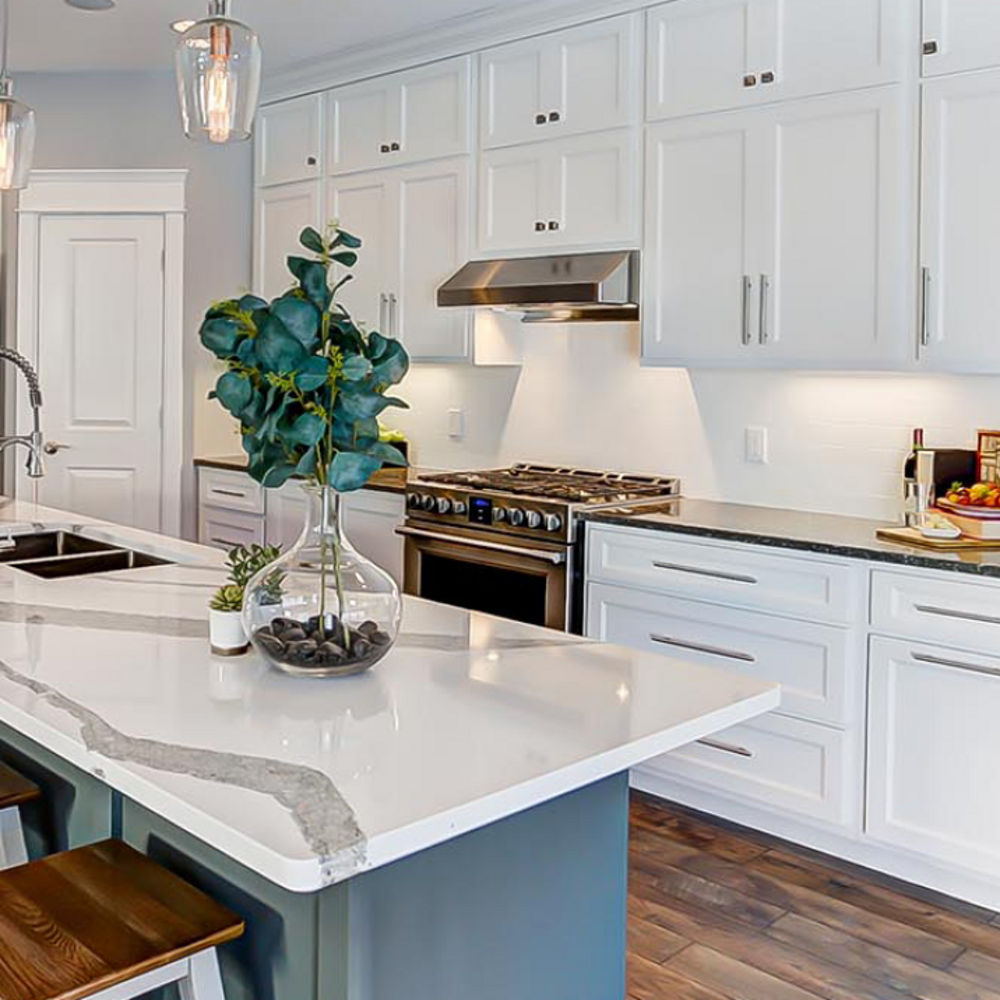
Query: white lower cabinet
867 636 1000 880
341 490 406 584
198 507 265 552
265 480 309 552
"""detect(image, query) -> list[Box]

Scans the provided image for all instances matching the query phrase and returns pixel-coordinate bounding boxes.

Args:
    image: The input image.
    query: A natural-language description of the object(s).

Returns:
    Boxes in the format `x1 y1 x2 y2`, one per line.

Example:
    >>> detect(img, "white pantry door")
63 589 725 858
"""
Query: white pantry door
33 215 166 530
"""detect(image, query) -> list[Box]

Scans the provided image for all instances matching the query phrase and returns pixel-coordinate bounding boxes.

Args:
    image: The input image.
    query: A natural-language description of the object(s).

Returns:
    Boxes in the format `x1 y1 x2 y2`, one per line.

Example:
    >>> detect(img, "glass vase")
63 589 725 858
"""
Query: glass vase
243 484 401 677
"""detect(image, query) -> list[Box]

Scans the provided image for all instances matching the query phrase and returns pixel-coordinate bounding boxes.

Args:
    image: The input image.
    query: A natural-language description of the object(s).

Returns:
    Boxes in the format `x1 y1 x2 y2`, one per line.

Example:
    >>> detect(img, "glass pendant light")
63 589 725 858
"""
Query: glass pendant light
175 0 261 144
0 0 36 190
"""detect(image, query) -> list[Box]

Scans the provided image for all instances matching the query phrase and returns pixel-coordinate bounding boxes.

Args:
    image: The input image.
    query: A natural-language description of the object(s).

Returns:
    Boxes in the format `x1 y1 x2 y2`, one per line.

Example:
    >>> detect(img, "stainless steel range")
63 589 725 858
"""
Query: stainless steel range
397 464 680 632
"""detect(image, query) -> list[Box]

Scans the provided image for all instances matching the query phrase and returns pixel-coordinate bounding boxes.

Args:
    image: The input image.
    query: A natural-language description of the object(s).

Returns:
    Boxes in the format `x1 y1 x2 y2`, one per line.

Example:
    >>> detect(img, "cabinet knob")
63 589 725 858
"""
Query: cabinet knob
548 220 560 231
535 221 546 232
390 141 400 152
760 71 775 84
923 40 939 55
743 74 757 87
380 143 391 154
535 113 547 125
306 155 317 166
548 110 561 123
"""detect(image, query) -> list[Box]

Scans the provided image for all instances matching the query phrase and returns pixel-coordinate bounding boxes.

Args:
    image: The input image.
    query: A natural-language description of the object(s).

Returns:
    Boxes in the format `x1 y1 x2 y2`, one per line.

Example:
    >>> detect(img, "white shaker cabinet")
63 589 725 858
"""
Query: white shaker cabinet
646 0 904 121
919 70 1000 372
254 180 323 301
867 636 1000 881
922 0 1000 77
480 14 639 149
255 95 324 187
479 129 638 255
265 480 309 552
328 56 472 176
341 490 406 585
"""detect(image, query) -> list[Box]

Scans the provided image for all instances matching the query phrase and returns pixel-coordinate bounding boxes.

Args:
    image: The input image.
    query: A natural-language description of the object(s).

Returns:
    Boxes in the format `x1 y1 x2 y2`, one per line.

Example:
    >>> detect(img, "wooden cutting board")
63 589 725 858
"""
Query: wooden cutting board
876 526 1000 551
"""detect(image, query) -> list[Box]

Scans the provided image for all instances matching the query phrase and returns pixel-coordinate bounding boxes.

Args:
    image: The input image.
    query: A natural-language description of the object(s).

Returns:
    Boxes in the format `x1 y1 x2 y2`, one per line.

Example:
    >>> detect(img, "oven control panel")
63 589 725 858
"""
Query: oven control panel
406 489 569 541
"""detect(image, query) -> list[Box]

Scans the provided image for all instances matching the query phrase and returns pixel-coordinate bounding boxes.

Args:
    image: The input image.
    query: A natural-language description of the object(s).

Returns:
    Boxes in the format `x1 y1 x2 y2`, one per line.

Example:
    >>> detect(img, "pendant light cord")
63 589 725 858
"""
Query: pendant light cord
1 0 10 82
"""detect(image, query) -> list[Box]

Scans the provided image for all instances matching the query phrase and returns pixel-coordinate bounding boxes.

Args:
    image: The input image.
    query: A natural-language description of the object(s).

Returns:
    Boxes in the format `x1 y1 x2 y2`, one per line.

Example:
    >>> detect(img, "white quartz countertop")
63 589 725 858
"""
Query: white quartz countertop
0 498 780 892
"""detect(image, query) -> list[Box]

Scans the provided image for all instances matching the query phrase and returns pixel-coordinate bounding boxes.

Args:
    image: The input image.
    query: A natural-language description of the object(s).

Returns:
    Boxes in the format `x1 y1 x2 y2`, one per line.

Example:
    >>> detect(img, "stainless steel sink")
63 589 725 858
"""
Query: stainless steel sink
0 531 172 578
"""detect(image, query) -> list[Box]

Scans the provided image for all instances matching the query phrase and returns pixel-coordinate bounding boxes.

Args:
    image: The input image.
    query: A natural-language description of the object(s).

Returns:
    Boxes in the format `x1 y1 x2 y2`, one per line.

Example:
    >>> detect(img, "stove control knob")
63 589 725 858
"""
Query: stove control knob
525 510 542 529
420 494 437 512
407 492 422 509
436 497 452 515
508 507 526 527
544 513 563 533
452 500 468 516
493 507 507 524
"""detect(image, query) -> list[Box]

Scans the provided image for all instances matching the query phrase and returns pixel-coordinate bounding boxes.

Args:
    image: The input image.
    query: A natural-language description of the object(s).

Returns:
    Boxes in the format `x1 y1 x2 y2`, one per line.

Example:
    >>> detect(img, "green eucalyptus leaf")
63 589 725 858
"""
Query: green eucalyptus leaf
327 451 381 492
215 372 253 416
260 462 297 489
257 314 309 373
294 356 330 392
332 250 358 267
200 317 242 358
271 296 320 350
332 229 362 250
286 412 326 447
371 338 409 385
366 440 408 466
299 227 325 254
236 337 258 366
238 294 268 313
295 449 318 478
287 256 330 310
341 355 372 381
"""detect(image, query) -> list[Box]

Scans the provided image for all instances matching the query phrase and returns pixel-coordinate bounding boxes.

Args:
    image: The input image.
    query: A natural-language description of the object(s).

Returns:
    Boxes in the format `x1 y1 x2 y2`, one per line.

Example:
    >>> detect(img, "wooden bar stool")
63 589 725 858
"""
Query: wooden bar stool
0 839 244 1000
0 760 39 869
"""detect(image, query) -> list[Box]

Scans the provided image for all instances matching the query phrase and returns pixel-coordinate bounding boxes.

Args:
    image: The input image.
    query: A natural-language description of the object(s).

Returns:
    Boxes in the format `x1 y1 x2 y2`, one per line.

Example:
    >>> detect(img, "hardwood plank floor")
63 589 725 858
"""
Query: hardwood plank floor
628 793 1000 1000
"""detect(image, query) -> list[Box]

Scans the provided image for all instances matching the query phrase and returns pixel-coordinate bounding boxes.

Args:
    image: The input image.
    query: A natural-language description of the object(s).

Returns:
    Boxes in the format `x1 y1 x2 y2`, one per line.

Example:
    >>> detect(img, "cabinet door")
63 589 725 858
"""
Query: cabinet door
544 14 639 139
478 144 549 254
760 87 911 367
923 0 1000 77
920 71 1000 372
480 35 550 149
328 77 397 176
397 56 472 165
867 637 1000 879
646 0 762 120
328 172 395 333
548 129 639 249
266 480 308 551
253 181 323 301
642 112 763 365
395 158 471 361
765 0 904 101
255 94 323 187
341 490 406 584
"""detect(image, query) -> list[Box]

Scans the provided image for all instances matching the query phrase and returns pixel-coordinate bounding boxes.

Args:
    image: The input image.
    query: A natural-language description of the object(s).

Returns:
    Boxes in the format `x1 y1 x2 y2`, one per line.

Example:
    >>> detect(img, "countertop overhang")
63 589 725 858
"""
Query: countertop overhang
0 498 778 892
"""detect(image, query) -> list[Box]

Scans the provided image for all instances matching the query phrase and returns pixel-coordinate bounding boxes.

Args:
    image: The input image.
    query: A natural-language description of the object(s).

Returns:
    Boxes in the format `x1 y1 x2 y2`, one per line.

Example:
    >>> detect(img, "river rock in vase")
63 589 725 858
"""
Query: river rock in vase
242 484 401 678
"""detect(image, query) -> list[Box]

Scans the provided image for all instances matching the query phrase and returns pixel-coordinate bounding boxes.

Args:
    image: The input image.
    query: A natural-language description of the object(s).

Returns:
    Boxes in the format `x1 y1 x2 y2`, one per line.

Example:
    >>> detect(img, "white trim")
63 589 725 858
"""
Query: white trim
262 0 645 103
15 169 187 537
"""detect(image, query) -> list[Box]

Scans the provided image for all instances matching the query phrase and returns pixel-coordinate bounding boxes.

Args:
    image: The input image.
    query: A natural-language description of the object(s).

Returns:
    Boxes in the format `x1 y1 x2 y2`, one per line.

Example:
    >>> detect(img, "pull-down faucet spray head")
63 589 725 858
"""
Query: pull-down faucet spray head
0 346 44 479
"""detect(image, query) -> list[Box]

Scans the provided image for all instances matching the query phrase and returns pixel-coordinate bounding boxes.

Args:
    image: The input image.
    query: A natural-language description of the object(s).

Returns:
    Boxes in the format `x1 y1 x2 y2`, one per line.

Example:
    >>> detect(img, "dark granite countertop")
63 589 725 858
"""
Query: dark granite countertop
194 455 412 495
581 498 1000 581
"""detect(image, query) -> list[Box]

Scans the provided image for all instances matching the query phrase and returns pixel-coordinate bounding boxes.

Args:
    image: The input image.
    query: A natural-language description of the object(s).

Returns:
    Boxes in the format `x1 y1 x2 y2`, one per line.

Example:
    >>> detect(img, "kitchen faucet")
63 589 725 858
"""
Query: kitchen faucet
0 347 44 478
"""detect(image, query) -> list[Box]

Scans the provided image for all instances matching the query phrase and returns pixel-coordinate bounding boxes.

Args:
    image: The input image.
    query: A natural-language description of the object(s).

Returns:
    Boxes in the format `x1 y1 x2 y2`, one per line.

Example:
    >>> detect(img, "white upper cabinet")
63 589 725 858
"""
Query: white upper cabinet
328 56 471 175
643 86 911 368
646 0 905 121
480 14 640 149
479 129 638 255
330 158 471 362
254 181 323 300
256 95 324 187
922 0 1000 77
920 70 1000 372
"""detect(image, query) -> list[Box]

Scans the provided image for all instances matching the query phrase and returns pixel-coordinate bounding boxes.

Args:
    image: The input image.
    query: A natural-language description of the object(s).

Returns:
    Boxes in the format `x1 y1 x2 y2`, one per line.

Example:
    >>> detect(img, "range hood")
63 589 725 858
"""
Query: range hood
437 250 639 323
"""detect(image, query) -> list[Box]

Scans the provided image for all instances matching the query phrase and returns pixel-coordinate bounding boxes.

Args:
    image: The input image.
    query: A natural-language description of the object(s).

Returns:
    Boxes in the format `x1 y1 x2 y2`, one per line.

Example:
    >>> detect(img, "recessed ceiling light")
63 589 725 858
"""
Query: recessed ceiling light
64 0 116 10
171 18 198 33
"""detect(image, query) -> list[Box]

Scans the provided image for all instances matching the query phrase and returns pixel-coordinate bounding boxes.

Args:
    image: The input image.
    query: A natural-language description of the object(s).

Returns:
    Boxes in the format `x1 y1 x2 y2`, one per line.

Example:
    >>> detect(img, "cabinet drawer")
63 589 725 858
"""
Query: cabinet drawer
871 569 1000 655
198 508 264 552
586 583 854 727
586 525 858 624
642 713 854 827
198 468 264 515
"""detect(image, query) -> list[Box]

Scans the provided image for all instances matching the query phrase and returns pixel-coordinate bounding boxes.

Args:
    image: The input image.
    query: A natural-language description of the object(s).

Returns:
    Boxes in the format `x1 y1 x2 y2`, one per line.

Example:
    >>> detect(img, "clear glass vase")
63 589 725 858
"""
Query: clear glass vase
242 484 401 678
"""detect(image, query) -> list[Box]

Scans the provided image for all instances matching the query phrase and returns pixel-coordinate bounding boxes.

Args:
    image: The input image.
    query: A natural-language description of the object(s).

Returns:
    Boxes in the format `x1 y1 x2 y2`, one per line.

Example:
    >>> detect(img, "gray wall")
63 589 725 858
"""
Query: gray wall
13 71 252 538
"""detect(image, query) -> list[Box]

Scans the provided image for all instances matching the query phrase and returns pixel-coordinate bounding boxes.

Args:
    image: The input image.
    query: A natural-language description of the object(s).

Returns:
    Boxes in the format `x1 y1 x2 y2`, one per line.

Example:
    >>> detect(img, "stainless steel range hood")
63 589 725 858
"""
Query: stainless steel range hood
437 250 639 323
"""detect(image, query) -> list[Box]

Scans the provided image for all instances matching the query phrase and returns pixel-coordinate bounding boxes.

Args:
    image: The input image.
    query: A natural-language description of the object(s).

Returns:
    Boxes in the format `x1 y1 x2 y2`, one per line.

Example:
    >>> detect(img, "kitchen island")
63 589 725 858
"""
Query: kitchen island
0 498 779 1000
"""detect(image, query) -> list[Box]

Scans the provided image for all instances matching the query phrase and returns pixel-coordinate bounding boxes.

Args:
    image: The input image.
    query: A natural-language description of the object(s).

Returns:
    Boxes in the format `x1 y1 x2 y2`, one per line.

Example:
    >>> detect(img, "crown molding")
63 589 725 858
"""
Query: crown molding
261 0 645 104
18 169 188 214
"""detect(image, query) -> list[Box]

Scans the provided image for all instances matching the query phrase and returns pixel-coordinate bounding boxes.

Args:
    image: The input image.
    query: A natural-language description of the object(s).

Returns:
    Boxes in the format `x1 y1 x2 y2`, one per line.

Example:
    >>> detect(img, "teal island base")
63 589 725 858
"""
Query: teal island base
124 772 630 1000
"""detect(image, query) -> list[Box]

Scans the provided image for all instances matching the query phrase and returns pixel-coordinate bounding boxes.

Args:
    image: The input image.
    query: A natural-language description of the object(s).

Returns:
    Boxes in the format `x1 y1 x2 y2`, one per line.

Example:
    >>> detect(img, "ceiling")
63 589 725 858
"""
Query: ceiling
10 0 506 73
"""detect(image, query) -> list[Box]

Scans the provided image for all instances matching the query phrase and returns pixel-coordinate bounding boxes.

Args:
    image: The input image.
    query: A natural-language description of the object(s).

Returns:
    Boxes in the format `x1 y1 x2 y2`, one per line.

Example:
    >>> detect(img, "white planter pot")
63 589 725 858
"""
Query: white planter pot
209 608 249 656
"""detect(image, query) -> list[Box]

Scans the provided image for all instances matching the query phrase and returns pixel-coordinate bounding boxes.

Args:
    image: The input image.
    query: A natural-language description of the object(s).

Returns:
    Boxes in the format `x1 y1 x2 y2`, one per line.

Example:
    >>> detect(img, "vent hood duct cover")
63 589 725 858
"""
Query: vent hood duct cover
437 250 639 322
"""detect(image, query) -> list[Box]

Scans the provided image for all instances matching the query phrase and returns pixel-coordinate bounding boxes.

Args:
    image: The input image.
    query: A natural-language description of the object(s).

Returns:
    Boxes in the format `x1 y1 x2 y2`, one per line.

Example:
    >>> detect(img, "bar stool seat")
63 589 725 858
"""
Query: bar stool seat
0 760 39 869
0 839 244 1000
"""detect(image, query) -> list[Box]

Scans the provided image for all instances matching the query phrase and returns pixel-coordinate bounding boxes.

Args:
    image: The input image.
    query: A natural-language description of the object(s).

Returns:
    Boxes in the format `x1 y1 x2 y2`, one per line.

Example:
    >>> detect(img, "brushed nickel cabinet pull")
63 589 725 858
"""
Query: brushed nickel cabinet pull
650 633 756 663
210 537 243 548
548 220 560 231
911 651 1000 680
388 293 398 338
548 110 561 122
379 143 390 154
758 274 770 345
923 40 938 55
761 70 775 84
696 738 754 758
535 221 547 232
306 155 317 166
914 603 1000 627
535 113 547 125
379 292 389 332
652 560 758 585
390 141 401 152
920 267 932 347
211 488 246 499
741 275 753 345
743 74 757 87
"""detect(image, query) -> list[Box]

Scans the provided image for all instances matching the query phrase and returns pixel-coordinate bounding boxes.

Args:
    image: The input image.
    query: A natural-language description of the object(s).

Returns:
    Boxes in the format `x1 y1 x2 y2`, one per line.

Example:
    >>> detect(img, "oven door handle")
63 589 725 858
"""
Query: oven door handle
395 526 567 565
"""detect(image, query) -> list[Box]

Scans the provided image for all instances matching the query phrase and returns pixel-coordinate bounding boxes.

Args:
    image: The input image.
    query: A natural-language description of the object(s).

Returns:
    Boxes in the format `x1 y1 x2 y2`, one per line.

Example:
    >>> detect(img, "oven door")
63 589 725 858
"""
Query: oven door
397 525 569 631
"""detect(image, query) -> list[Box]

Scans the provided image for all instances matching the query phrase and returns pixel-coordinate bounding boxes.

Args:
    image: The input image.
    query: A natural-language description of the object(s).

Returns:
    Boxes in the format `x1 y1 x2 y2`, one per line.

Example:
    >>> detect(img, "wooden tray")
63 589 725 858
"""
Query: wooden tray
876 526 1000 551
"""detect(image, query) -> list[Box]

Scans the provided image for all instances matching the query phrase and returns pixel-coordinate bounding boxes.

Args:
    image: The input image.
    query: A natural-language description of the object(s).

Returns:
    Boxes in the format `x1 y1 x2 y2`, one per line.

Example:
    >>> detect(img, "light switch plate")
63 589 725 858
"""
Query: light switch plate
447 408 465 440
745 426 769 464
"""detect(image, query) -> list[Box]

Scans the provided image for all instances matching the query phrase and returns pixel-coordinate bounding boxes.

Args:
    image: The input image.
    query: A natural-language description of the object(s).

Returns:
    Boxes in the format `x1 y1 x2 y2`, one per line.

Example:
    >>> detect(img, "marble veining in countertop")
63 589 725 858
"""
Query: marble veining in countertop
0 498 779 892
582 497 1000 579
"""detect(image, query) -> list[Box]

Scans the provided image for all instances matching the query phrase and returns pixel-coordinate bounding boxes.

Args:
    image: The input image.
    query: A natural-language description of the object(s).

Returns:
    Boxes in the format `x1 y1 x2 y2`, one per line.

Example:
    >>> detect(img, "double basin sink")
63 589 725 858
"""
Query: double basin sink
0 531 171 579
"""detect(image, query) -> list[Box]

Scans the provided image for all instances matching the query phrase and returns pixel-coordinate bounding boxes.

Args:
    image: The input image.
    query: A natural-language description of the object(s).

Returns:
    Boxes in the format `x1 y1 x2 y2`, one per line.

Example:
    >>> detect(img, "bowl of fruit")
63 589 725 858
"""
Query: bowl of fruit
938 482 1000 539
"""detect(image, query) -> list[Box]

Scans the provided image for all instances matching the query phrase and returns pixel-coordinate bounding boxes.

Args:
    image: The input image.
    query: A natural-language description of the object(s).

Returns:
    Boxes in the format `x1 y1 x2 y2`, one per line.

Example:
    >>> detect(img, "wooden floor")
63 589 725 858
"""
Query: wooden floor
627 792 1000 1000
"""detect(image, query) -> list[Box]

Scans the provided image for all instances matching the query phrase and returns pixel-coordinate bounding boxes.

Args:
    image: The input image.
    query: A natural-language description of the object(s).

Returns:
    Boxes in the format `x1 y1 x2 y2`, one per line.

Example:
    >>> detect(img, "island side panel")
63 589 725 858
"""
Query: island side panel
0 719 113 858
323 772 630 1000
122 798 331 1000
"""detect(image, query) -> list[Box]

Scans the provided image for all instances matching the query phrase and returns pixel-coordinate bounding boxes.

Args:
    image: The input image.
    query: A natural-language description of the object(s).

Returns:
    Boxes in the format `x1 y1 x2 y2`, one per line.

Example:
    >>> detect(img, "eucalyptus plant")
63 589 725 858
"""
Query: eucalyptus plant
199 225 409 491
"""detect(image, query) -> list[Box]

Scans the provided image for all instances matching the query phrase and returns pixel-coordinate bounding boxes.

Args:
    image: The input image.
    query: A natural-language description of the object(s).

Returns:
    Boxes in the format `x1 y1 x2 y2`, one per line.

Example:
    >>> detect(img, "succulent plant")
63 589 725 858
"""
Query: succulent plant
210 543 284 613
210 584 245 613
